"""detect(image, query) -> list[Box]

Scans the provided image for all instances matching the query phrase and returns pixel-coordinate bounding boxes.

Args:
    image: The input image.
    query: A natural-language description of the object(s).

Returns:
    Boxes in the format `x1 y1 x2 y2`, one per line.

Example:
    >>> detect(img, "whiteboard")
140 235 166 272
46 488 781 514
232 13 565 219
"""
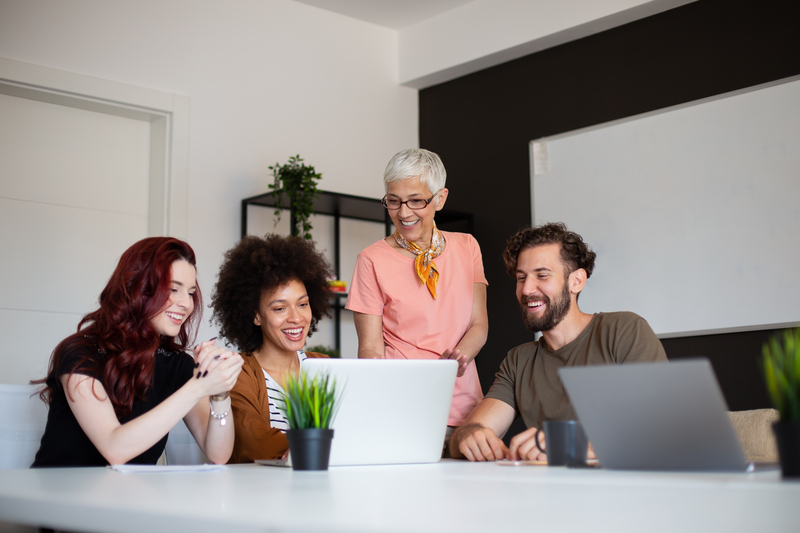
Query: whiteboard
531 77 800 336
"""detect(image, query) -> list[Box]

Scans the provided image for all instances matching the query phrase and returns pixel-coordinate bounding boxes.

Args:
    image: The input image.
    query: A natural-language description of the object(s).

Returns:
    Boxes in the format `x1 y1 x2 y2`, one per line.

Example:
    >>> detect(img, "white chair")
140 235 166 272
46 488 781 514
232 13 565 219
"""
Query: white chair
164 418 209 465
0 384 48 469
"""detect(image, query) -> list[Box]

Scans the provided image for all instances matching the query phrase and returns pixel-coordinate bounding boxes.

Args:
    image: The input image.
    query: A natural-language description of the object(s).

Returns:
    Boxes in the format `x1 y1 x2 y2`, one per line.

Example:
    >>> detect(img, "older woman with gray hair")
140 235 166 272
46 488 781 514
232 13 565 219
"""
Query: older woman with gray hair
345 149 488 452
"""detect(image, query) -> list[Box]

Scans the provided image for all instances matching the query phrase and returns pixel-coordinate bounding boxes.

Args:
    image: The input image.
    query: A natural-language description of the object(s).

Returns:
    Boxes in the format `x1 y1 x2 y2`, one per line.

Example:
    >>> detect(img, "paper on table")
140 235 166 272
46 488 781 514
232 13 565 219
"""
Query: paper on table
496 459 600 467
108 464 227 473
496 459 548 466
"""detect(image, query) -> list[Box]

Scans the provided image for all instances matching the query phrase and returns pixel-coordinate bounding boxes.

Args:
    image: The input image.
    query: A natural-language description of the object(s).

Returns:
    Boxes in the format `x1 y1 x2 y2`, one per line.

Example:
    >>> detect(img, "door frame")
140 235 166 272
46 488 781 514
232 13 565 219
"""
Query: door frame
0 57 190 238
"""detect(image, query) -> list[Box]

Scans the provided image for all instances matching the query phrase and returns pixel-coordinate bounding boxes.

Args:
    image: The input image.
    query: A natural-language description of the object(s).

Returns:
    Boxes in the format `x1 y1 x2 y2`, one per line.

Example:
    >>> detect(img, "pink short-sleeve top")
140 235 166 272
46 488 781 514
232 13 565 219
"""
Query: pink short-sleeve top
345 231 488 426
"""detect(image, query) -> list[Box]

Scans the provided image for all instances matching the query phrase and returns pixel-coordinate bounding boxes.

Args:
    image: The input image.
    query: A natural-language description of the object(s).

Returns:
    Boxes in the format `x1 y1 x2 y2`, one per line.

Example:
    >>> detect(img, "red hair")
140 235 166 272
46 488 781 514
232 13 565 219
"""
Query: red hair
34 237 202 417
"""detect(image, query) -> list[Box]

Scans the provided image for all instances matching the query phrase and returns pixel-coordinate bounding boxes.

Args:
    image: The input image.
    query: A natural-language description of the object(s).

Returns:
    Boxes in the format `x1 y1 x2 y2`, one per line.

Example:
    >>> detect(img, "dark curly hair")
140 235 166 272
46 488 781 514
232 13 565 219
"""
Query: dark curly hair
503 222 596 279
210 234 333 353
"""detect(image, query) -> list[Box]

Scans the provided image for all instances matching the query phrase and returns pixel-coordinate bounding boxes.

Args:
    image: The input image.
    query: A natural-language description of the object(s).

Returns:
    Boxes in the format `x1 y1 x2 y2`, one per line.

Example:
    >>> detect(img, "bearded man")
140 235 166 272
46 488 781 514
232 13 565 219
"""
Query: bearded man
450 223 667 462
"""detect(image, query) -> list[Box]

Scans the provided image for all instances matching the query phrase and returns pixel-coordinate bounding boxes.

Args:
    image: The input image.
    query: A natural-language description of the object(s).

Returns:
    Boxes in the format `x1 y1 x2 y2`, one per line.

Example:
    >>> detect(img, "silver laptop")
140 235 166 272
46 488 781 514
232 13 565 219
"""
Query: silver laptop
297 358 457 466
559 359 751 471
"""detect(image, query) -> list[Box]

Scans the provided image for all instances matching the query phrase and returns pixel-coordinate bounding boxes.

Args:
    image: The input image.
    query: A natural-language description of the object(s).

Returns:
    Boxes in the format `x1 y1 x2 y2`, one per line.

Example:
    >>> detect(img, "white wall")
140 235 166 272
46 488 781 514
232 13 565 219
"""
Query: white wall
398 0 695 88
0 0 417 376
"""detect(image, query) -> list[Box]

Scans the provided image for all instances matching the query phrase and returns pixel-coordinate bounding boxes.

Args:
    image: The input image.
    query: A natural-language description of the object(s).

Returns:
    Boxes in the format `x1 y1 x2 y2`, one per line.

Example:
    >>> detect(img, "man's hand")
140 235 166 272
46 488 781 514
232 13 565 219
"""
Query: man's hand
508 426 547 462
451 423 509 461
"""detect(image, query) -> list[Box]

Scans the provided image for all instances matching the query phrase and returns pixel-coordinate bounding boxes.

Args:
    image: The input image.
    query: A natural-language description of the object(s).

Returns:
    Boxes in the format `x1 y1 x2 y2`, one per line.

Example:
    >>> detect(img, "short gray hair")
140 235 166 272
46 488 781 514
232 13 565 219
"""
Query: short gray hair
383 149 447 205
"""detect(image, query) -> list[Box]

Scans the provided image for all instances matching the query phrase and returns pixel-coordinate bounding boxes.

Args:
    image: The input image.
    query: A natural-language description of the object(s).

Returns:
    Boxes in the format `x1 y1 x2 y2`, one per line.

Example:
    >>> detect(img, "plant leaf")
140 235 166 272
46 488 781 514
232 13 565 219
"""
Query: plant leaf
761 328 800 421
278 368 341 429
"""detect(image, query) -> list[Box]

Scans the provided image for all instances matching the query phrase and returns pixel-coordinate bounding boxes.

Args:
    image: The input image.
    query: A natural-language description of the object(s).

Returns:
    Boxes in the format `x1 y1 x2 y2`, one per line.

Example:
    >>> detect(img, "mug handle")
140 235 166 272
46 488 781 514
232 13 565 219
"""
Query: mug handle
535 428 546 455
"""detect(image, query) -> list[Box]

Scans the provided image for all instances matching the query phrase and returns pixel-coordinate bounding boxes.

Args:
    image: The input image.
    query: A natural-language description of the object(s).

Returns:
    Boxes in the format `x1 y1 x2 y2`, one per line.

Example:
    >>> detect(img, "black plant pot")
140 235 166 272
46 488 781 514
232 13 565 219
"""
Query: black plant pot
286 428 334 471
772 421 800 479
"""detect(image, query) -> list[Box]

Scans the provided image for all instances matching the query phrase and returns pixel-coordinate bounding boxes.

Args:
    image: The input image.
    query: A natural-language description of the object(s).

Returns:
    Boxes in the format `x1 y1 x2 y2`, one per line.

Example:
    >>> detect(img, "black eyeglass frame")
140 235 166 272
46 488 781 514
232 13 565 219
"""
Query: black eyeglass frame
381 194 436 211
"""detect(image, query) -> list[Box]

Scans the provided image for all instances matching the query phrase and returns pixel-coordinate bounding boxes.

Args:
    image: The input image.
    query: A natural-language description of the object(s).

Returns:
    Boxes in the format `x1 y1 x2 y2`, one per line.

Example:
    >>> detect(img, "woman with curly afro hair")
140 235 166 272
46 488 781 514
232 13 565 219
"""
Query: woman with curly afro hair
211 233 334 463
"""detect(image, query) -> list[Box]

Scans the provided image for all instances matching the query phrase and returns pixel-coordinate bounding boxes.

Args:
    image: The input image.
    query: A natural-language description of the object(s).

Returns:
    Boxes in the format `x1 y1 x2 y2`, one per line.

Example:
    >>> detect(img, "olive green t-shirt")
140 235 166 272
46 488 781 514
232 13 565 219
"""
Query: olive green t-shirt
485 312 667 430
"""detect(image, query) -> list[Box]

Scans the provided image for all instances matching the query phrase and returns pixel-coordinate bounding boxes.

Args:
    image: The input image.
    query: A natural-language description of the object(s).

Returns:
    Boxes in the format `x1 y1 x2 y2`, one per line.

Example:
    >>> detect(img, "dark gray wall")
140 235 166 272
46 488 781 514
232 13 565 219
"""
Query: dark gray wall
419 0 800 411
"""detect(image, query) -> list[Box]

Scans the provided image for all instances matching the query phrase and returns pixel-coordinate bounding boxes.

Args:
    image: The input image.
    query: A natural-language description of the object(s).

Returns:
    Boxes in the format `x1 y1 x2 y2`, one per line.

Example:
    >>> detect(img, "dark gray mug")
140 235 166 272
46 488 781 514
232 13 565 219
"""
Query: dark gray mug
535 420 588 466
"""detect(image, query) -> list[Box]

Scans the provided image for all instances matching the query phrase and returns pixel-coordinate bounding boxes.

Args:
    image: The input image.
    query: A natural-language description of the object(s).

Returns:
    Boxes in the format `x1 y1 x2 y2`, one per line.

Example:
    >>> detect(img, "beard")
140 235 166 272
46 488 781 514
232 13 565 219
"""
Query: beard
519 280 571 333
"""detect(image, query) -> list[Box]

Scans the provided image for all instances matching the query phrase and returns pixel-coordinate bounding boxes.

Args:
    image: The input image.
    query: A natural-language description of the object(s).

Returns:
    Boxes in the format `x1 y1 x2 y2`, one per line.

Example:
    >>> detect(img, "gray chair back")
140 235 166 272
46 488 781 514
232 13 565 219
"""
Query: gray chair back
164 418 209 465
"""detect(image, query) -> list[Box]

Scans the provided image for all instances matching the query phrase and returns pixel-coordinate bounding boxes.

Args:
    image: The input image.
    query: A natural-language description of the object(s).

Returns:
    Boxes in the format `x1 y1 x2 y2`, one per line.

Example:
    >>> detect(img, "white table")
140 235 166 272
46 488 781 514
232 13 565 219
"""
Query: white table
0 461 798 533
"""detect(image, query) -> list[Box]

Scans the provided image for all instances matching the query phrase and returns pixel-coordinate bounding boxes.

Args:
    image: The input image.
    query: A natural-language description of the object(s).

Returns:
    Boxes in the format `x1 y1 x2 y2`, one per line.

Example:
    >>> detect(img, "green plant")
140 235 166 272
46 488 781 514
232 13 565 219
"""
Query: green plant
280 370 340 429
762 327 800 422
305 345 341 359
269 155 322 240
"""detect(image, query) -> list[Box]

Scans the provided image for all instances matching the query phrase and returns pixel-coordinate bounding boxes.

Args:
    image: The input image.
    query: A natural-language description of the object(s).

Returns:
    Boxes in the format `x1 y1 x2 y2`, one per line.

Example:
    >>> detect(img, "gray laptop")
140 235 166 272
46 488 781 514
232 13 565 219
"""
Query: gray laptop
559 359 751 471
298 358 457 466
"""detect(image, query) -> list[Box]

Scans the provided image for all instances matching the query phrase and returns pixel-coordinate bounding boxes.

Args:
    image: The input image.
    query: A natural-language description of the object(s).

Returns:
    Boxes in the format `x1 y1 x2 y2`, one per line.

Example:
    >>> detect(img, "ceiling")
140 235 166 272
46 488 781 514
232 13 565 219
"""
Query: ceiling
292 0 476 30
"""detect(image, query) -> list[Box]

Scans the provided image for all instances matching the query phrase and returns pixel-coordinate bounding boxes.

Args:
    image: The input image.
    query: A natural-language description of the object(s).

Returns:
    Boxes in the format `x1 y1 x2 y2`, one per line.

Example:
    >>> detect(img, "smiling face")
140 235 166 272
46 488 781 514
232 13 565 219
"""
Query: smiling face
515 243 574 333
254 278 312 356
385 177 447 249
150 259 197 337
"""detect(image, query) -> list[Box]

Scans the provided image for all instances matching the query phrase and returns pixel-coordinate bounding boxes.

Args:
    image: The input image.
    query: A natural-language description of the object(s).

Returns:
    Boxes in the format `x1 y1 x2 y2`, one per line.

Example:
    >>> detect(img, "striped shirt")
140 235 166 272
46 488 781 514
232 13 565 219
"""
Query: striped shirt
262 350 308 433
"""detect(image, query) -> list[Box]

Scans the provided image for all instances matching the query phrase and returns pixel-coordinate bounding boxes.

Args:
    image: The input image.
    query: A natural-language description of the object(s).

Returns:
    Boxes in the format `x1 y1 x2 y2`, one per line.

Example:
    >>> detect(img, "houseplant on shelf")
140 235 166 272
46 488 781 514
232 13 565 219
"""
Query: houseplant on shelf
762 327 800 478
269 154 322 240
280 369 340 470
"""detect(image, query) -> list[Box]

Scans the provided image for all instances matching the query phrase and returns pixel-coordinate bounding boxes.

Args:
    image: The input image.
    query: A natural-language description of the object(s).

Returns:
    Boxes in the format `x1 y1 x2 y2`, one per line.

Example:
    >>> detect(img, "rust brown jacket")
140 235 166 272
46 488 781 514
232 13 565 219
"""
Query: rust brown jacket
228 351 327 463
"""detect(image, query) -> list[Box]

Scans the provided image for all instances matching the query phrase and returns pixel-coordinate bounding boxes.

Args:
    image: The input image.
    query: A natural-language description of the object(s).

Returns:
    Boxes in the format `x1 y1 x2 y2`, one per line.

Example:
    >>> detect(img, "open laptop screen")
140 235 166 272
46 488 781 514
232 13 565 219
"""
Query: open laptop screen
559 359 749 471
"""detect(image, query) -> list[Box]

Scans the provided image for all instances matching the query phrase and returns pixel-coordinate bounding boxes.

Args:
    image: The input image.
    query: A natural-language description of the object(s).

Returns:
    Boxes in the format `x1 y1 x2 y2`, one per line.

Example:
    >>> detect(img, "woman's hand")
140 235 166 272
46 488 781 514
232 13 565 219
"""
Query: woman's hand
440 348 469 377
192 340 244 398
181 340 244 464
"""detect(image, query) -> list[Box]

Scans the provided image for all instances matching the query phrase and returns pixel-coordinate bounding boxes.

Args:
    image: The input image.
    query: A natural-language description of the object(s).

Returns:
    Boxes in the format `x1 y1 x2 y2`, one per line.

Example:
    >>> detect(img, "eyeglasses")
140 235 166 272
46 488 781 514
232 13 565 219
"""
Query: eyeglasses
381 194 436 210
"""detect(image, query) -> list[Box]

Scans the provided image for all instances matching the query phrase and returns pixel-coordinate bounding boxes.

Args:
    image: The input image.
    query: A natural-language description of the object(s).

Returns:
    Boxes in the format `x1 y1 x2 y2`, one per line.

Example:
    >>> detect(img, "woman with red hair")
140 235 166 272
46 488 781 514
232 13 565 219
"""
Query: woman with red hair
32 237 243 466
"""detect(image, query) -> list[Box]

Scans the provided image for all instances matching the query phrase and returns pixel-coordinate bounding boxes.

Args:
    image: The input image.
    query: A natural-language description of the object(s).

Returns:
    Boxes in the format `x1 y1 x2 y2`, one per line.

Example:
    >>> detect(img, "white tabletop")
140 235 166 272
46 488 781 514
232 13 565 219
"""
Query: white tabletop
1 461 798 533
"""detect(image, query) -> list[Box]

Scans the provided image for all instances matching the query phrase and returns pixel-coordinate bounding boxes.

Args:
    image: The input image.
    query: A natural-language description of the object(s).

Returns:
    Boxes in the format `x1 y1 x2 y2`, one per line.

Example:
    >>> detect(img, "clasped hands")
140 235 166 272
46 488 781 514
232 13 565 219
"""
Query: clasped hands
192 339 244 399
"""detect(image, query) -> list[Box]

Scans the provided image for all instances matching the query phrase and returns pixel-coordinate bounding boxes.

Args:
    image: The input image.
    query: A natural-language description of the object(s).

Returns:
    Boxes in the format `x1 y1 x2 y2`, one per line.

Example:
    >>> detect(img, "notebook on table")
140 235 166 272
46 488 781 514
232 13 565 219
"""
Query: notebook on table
260 358 457 467
559 359 754 472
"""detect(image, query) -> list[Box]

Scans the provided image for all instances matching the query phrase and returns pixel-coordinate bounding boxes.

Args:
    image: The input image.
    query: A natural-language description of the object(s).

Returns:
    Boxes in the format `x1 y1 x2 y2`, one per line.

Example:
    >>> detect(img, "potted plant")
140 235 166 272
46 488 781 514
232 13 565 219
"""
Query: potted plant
280 369 340 470
269 155 322 240
762 327 800 478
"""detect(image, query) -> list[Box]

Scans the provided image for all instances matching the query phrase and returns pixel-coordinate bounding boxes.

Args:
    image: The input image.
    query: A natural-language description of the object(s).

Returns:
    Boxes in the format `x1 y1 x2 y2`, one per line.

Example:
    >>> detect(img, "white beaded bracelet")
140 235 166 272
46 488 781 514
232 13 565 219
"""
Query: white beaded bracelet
209 400 230 426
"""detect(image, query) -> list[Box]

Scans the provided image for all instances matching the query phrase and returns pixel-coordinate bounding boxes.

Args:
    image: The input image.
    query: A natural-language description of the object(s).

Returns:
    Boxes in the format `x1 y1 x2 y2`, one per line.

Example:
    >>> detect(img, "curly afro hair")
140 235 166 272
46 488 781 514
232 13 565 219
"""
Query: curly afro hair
210 234 333 353
503 222 596 279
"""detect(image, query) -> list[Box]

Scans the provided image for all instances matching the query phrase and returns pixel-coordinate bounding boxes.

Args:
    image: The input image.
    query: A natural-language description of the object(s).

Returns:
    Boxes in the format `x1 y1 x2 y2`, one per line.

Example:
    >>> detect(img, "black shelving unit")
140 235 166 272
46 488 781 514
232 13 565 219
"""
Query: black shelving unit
241 189 474 351
242 190 392 277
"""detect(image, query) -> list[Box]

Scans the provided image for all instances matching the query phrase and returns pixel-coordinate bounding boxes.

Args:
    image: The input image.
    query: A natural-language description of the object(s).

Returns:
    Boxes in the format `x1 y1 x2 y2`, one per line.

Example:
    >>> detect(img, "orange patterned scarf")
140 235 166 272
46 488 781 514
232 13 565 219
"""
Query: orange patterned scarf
393 224 445 299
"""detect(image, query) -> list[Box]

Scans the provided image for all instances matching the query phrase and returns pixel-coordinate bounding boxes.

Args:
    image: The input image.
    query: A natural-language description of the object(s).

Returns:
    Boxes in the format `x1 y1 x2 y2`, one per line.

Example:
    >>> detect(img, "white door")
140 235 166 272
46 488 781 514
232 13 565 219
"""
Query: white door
0 92 151 385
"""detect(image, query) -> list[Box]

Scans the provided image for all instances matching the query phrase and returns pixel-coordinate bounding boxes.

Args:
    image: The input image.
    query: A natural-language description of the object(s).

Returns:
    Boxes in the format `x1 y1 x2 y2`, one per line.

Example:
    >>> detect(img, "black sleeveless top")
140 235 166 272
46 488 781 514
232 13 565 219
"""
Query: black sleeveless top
32 346 195 467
